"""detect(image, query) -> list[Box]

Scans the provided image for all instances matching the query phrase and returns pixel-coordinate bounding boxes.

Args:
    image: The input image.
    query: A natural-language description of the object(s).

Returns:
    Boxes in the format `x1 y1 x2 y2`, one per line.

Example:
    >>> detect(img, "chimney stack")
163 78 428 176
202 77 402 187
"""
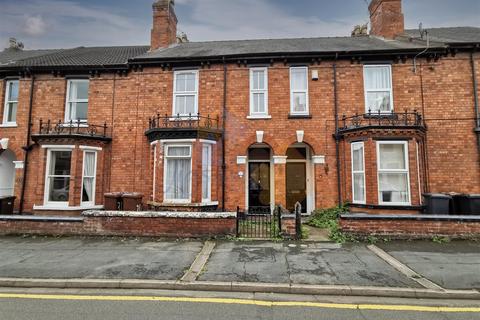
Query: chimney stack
151 0 177 51
369 0 404 39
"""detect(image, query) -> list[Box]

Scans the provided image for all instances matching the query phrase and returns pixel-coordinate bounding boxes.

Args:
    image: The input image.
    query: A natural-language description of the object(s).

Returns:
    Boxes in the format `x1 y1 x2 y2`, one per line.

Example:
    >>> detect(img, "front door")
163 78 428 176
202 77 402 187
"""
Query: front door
286 162 307 213
248 162 270 211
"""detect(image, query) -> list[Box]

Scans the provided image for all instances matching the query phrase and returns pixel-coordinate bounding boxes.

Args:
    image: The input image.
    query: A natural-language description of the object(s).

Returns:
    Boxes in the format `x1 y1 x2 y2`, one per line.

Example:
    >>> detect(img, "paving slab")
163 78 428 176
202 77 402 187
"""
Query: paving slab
0 237 203 280
378 241 480 290
199 241 420 287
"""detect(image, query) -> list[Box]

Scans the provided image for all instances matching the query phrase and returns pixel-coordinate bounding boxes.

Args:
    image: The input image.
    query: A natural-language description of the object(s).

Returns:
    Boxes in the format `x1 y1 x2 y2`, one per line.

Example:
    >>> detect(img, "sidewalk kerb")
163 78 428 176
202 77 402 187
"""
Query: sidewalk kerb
181 240 215 282
0 278 479 300
367 244 444 291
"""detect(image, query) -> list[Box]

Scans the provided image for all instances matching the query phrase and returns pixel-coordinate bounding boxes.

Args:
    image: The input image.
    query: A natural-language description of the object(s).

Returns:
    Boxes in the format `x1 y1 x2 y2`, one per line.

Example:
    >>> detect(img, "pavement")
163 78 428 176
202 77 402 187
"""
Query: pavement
0 236 479 299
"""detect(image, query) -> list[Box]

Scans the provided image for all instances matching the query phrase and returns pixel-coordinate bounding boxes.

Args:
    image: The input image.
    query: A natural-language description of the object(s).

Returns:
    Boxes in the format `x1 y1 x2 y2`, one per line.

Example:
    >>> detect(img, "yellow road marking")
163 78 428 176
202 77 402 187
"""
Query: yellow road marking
0 293 479 313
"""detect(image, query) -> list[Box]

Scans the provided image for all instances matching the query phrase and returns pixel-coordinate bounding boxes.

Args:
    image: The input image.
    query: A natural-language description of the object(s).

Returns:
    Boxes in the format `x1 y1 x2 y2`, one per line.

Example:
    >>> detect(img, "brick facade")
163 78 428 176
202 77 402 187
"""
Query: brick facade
1 0 480 237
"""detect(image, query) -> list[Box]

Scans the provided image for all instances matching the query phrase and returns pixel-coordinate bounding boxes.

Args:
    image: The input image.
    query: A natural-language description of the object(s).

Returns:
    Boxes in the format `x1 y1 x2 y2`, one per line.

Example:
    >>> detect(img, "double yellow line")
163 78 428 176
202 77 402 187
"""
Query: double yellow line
0 293 479 313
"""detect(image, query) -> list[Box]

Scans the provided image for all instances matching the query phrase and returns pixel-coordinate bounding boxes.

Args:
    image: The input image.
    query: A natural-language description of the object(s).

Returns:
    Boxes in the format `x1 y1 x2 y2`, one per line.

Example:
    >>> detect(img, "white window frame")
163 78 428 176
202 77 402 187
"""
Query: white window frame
81 150 98 205
363 64 394 113
163 144 193 203
65 79 89 123
202 144 212 202
172 70 199 117
44 148 73 208
351 142 366 204
376 141 411 206
249 67 269 117
289 66 309 115
3 80 19 126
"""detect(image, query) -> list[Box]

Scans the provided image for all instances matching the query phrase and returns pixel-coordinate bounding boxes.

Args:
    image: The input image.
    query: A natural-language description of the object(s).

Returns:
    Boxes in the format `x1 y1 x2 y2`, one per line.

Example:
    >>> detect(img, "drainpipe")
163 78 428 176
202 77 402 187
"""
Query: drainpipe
333 63 342 205
221 57 227 211
471 51 480 151
19 73 35 214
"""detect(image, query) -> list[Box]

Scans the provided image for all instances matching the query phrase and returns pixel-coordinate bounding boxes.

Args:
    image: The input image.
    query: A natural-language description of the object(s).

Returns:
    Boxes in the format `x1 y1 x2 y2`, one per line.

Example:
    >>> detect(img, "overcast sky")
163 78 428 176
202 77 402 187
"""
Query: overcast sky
0 0 479 50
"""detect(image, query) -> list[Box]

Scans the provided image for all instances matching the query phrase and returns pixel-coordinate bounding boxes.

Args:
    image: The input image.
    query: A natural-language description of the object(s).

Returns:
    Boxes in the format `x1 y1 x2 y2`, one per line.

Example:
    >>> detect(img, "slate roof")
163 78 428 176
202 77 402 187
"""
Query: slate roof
0 27 478 70
0 48 61 65
0 46 149 69
404 27 480 44
134 36 434 61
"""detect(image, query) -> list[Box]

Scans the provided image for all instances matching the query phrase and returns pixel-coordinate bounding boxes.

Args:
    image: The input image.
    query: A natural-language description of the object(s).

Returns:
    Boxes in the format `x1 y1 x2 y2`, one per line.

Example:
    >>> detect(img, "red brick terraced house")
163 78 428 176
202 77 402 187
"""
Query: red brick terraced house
0 0 479 237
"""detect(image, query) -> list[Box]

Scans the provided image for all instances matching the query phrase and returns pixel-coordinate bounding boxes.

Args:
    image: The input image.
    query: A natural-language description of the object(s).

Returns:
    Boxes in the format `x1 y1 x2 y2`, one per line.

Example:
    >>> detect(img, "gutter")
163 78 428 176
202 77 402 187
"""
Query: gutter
221 57 227 211
333 64 342 205
19 73 35 214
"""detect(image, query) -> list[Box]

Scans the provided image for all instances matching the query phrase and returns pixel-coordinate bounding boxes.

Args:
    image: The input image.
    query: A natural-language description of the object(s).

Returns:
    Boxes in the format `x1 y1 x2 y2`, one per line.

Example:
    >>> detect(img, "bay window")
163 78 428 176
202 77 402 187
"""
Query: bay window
65 79 89 122
249 67 268 117
377 141 410 205
351 142 366 204
164 145 192 202
3 80 19 125
82 151 97 205
290 67 308 115
202 144 212 202
173 70 198 116
45 150 72 206
363 65 393 113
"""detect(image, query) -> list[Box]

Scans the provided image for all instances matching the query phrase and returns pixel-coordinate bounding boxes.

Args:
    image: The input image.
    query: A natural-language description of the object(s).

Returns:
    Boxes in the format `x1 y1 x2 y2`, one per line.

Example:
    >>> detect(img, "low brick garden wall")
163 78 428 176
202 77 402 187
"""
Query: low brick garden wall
0 211 237 238
340 214 480 238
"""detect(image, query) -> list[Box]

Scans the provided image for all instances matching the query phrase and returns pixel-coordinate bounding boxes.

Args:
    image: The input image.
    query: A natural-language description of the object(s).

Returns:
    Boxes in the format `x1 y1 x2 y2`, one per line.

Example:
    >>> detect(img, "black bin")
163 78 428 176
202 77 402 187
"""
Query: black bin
0 196 16 215
452 194 480 215
423 193 451 215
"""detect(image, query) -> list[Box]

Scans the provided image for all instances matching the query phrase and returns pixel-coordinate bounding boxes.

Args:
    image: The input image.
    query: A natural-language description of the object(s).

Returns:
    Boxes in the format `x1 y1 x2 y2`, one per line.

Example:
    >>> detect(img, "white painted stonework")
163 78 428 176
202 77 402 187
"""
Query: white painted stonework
82 211 237 219
273 156 288 164
312 155 326 164
237 156 247 164
256 131 264 143
296 130 304 143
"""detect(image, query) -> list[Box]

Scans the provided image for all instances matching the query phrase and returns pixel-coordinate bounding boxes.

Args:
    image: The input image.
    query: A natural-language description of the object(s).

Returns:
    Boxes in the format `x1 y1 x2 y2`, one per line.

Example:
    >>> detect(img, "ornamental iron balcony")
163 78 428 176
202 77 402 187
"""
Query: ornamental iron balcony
32 119 112 142
338 109 425 135
146 113 222 142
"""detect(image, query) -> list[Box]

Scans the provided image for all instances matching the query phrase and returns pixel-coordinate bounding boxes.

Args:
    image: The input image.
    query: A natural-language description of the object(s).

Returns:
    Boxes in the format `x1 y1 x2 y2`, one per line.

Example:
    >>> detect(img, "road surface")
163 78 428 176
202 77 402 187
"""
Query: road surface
0 288 479 320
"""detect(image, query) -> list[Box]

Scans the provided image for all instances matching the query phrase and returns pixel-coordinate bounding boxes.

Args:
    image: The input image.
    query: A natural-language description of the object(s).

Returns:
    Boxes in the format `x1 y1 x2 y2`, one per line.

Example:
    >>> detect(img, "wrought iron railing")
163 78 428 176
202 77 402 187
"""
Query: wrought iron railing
148 113 221 131
37 119 110 138
338 109 424 133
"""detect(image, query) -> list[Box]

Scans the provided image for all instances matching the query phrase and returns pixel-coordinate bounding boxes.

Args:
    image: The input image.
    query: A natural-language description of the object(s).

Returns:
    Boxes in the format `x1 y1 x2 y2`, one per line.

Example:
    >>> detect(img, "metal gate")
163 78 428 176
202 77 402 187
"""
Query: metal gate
236 206 281 238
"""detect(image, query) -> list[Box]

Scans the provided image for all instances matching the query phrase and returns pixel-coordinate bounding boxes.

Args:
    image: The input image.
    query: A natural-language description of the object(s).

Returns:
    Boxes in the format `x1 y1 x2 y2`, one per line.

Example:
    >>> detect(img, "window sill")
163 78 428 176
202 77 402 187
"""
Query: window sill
33 204 104 211
0 123 18 128
288 114 312 119
168 116 199 121
149 201 218 207
246 115 272 120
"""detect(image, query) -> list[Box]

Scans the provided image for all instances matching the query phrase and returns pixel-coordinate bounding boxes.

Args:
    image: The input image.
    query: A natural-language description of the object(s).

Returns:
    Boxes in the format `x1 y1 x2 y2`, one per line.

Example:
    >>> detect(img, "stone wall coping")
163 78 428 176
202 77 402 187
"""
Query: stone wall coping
341 213 480 222
82 211 237 219
0 215 84 223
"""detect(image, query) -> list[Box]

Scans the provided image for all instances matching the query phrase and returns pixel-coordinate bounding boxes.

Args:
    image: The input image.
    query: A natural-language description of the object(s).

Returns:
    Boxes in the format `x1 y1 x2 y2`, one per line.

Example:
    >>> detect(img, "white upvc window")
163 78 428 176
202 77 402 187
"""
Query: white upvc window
3 80 19 125
249 67 268 117
202 144 212 202
164 144 192 203
290 67 309 115
377 141 411 205
351 142 366 204
65 79 89 122
81 151 97 205
363 65 393 113
44 149 72 206
173 70 198 116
